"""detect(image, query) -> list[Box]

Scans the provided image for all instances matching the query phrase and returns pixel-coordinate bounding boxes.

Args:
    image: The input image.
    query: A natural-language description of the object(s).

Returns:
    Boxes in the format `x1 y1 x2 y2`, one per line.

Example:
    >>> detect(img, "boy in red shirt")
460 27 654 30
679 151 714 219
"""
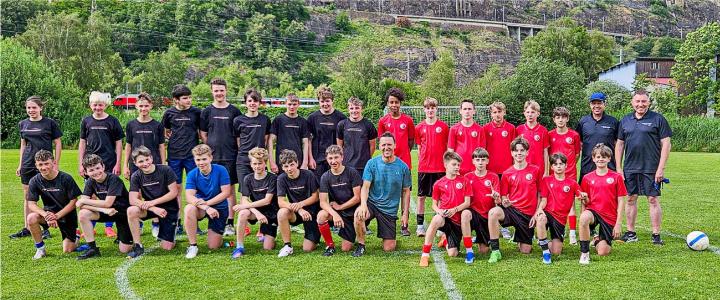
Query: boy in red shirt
487 137 547 263
414 97 449 237
516 100 550 176
578 144 627 264
484 102 516 176
539 153 581 262
548 107 582 244
377 88 414 236
463 147 500 256
419 151 474 267
449 100 486 175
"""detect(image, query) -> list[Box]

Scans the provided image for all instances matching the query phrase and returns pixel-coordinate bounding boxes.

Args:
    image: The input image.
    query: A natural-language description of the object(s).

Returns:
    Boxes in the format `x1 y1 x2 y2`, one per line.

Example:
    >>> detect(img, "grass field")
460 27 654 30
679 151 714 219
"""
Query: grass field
1 150 719 299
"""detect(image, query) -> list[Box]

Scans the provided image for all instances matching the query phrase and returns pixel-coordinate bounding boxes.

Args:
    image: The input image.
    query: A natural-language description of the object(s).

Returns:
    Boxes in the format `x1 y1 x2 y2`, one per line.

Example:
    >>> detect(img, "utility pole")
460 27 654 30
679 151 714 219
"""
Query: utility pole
708 53 717 118
406 48 411 82
91 0 96 12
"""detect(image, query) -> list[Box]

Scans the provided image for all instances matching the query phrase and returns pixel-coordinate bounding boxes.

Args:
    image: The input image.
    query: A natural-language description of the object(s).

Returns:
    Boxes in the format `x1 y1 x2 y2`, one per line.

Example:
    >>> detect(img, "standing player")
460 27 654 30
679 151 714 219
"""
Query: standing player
127 146 180 258
307 86 346 179
200 78 241 236
336 97 377 175
539 153 581 259
316 145 362 256
448 100 486 175
12 96 61 240
232 147 279 258
377 88 414 236
25 150 81 259
414 97 448 237
183 144 232 259
419 151 474 267
579 144 627 264
78 91 124 238
464 148 500 257
276 150 321 257
548 107 581 244
576 92 619 181
353 133 412 256
516 100 550 176
487 137 547 263
615 90 672 245
76 154 133 259
268 93 311 173
123 93 165 180
483 102 516 176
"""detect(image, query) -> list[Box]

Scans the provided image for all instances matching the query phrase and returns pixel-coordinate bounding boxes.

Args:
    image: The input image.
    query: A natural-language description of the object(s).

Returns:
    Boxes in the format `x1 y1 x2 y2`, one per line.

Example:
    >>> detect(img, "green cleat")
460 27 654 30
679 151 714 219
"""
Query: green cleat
488 250 502 263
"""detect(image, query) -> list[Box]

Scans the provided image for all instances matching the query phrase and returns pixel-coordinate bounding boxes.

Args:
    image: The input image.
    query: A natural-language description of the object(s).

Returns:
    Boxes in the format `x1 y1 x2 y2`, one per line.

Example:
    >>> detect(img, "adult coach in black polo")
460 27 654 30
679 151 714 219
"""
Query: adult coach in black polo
576 92 619 181
615 89 672 245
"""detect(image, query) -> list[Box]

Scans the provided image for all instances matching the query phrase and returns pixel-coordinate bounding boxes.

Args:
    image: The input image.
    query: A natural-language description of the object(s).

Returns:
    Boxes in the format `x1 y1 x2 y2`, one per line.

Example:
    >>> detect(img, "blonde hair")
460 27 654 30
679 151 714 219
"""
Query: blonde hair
524 100 540 112
248 147 269 162
325 145 343 156
191 144 213 157
489 101 506 112
347 96 363 107
89 91 110 105
423 97 438 108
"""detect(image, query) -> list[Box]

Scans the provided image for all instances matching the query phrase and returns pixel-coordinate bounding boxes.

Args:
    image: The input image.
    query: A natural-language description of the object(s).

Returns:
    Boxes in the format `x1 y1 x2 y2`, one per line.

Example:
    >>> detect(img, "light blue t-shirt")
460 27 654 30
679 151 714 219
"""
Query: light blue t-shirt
186 164 230 209
362 156 411 216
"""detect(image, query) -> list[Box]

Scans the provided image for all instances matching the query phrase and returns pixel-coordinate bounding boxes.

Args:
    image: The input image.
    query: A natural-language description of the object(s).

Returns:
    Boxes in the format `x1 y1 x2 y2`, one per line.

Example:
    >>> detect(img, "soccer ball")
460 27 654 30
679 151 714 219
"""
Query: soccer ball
686 231 709 251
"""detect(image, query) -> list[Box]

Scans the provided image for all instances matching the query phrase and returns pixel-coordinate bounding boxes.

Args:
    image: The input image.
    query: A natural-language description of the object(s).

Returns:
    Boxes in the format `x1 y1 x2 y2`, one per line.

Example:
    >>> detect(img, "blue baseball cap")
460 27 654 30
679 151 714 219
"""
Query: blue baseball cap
589 92 606 102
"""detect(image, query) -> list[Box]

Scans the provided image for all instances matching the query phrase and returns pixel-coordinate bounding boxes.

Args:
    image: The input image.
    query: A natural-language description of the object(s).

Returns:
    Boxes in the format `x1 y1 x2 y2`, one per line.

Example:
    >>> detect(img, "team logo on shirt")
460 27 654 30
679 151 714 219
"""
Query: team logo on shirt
534 134 540 141
455 182 464 189
484 180 492 187
386 122 392 128
591 180 596 185
458 130 463 136
511 175 516 180
502 130 508 137
606 178 615 184
471 131 478 137
400 123 407 129
563 185 570 193
435 126 442 133
565 137 573 144
525 174 533 180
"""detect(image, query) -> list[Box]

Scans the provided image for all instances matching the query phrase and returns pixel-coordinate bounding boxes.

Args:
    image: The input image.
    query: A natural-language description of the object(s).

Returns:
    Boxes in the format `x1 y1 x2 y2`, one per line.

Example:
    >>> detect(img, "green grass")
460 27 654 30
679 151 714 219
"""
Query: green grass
2 150 719 299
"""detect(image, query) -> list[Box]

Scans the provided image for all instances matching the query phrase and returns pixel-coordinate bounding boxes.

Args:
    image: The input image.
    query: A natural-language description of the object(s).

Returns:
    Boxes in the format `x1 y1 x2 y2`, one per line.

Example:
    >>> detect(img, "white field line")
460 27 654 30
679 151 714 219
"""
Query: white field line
115 245 158 300
637 226 720 256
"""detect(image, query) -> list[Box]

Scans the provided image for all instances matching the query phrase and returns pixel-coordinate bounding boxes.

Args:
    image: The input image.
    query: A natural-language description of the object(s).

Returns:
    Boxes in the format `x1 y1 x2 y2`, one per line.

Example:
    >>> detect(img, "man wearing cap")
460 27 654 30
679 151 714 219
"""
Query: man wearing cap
576 92 620 181
615 89 672 246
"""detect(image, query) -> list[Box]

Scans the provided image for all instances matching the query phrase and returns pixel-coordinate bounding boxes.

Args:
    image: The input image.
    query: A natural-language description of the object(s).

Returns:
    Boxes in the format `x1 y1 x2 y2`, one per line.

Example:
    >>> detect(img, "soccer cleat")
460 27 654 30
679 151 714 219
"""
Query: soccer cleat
542 252 552 264
331 226 340 234
620 231 638 243
9 228 31 239
223 224 236 236
75 244 90 252
151 224 160 238
419 255 430 267
77 247 101 260
651 234 664 246
416 225 426 237
351 244 366 257
579 252 590 265
256 231 265 242
322 246 336 257
42 229 51 240
569 233 578 245
32 248 46 260
185 245 199 259
231 247 245 259
401 226 411 237
488 250 502 263
244 226 251 237
465 252 475 264
104 226 117 238
290 226 305 234
278 245 294 257
500 227 513 240
437 234 448 248
127 244 145 259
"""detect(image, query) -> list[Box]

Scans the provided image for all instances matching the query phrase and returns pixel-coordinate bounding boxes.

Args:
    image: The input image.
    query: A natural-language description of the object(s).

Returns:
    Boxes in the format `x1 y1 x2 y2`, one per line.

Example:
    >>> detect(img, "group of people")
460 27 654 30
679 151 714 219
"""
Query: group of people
14 78 672 265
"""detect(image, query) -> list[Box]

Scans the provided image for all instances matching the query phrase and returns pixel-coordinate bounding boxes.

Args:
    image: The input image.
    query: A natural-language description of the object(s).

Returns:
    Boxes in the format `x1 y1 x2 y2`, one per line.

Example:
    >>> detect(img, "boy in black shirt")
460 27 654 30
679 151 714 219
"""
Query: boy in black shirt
268 93 311 174
26 150 82 259
123 93 165 179
233 88 271 195
336 97 377 174
307 87 346 179
276 150 320 257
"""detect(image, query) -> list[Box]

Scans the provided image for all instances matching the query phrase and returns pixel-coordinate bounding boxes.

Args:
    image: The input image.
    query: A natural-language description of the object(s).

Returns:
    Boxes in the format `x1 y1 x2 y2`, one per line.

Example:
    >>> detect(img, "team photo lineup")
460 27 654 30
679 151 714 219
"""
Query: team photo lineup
13 77 678 268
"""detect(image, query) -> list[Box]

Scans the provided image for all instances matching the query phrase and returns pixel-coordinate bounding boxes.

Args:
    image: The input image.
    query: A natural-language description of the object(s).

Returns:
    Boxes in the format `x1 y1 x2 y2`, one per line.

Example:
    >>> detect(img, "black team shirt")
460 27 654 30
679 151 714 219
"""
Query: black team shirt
19 117 63 170
162 106 201 160
27 171 82 214
277 169 320 213
130 165 179 212
319 167 362 217
233 113 271 166
126 119 165 165
82 173 130 211
200 104 242 162
336 118 377 170
240 172 279 219
307 110 346 163
80 115 124 167
270 114 310 165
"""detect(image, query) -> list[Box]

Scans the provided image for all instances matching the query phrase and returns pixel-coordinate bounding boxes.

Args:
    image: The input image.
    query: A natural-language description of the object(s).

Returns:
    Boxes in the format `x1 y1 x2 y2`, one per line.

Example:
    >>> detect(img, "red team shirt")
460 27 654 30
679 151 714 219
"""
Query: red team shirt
448 122 486 175
484 120 516 175
516 123 550 174
548 129 582 181
465 171 500 219
378 114 415 170
540 176 581 225
500 164 542 216
415 120 449 173
581 170 627 226
432 176 473 224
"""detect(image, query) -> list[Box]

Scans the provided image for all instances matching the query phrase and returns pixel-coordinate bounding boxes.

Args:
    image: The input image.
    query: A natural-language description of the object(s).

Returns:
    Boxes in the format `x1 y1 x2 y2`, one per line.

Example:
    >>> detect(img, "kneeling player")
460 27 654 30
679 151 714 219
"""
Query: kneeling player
538 153 581 261
232 147 279 258
184 144 232 259
26 150 82 259
420 151 474 267
127 146 179 258
76 154 133 259
463 147 500 257
317 145 362 256
578 144 627 264
276 150 321 257
487 137 548 263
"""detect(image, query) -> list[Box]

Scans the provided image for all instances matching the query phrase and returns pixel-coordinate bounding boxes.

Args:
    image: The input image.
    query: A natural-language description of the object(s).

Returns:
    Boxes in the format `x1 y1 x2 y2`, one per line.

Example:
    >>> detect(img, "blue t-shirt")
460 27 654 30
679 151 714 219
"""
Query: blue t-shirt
362 156 411 216
618 111 672 174
186 164 230 209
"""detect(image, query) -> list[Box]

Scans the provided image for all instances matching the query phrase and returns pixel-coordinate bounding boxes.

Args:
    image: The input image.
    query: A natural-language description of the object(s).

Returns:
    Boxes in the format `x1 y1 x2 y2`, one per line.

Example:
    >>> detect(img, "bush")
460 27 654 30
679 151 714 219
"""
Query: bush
667 116 720 152
585 79 632 112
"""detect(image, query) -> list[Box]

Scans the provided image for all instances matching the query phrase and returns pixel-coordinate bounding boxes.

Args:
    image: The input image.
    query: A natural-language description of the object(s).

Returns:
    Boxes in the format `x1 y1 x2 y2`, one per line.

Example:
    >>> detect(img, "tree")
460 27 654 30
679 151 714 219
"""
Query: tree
671 22 720 114
129 45 188 102
1 0 48 37
631 37 656 57
330 42 385 119
632 73 652 92
419 50 457 105
651 37 682 57
460 64 508 106
520 17 615 82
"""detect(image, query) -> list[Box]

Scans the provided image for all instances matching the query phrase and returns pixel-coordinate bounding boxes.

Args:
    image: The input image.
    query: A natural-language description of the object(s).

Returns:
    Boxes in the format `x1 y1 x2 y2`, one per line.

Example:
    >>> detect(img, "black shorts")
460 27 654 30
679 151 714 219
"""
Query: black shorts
365 202 398 240
469 210 490 245
500 207 534 245
624 172 660 197
236 163 253 192
336 212 357 243
95 211 132 245
312 160 330 179
56 213 78 243
20 168 38 185
545 213 566 242
289 210 321 243
439 218 463 249
144 209 179 243
248 211 278 238
216 160 238 185
417 172 444 197
201 206 229 235
588 210 614 246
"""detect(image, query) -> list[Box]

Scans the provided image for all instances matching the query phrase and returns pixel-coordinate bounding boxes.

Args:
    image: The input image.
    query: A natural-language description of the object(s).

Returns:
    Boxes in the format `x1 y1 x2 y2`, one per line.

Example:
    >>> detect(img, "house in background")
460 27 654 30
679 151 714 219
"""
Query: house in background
598 57 676 91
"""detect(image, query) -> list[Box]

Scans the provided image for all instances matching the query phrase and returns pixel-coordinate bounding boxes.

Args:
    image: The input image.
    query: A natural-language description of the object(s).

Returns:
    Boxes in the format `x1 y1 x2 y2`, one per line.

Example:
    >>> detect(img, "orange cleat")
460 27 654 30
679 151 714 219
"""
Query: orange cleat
437 234 447 248
419 255 430 267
